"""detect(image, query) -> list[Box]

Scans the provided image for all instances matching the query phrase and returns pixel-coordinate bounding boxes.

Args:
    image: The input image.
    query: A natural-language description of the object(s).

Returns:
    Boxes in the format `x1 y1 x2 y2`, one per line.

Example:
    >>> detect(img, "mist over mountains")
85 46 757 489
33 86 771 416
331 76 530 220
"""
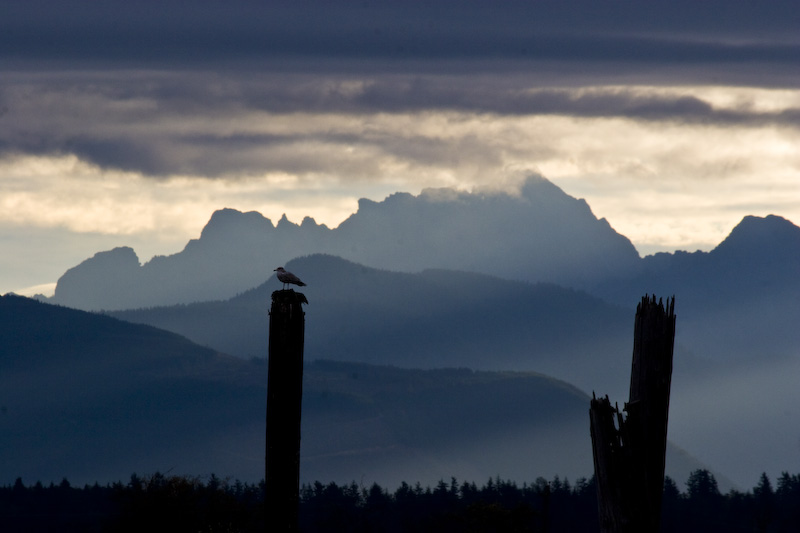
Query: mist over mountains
49 176 640 311
49 176 800 364
11 176 800 488
0 294 709 489
596 214 800 360
108 252 800 487
112 255 639 395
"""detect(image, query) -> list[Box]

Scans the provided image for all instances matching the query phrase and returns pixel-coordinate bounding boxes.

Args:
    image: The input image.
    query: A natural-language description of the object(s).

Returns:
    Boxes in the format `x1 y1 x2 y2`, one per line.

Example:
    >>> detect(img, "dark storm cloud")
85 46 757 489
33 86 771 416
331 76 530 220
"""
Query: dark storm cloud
1 0 798 178
2 0 798 72
4 70 798 123
248 78 753 122
2 69 799 178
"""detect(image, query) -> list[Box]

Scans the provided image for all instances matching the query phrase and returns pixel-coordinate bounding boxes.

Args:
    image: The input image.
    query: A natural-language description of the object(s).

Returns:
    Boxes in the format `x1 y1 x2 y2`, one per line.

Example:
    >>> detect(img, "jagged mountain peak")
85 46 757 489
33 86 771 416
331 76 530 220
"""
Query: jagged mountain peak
88 245 140 264
48 176 643 310
199 208 274 239
520 173 569 198
713 214 800 260
276 213 304 231
52 247 142 309
301 216 327 229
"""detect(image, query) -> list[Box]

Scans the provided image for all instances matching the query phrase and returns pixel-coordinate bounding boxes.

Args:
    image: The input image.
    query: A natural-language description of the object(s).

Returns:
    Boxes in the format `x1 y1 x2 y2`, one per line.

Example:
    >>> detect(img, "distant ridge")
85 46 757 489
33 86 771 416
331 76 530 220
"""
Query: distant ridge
0 293 714 489
591 214 800 359
49 175 641 310
105 248 800 488
111 253 637 393
712 214 800 266
18 211 800 490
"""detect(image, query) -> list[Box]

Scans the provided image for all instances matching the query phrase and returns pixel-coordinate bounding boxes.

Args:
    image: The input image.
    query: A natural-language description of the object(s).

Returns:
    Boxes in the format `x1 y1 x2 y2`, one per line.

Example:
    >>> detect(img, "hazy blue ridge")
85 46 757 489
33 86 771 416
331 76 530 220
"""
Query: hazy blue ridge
48 176 642 311
105 246 800 489
14 182 800 489
590 214 800 359
46 179 800 365
111 254 637 395
0 293 711 490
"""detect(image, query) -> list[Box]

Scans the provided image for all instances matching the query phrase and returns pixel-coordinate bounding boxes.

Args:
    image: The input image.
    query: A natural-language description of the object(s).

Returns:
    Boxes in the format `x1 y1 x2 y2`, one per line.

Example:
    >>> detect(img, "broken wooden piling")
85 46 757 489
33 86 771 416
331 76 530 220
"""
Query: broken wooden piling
590 295 676 533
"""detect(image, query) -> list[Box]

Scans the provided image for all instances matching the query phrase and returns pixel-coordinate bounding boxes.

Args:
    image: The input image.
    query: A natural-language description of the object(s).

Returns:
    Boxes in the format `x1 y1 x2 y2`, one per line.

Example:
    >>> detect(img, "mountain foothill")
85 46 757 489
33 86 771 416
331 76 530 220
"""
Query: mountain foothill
5 175 800 490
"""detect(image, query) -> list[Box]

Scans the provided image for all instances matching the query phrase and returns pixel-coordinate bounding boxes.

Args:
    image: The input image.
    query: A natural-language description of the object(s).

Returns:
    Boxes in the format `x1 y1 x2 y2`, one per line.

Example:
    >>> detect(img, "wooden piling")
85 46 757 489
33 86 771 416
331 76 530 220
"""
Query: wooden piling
589 295 676 533
265 289 307 532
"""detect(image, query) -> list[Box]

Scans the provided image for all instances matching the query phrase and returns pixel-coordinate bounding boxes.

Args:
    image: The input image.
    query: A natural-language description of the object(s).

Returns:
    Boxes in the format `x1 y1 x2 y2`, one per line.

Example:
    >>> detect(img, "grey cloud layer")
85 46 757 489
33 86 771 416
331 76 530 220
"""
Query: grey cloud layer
1 71 798 178
3 0 798 68
2 0 798 177
236 77 800 123
1 0 797 293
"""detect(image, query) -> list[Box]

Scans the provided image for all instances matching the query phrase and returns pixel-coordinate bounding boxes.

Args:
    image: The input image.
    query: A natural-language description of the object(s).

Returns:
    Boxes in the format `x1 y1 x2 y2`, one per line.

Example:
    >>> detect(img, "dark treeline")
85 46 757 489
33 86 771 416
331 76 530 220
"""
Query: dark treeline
2 470 800 532
0 473 265 532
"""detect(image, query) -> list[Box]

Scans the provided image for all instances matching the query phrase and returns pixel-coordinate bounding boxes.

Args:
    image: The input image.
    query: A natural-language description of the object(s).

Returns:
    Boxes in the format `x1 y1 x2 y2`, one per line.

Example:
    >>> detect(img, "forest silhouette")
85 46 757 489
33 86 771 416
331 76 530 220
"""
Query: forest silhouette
2 469 800 532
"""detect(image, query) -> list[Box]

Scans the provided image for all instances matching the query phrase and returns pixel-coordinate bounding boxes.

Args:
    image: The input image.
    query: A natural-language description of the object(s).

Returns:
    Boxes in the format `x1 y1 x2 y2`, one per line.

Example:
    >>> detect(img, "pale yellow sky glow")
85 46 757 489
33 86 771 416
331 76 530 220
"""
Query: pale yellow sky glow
0 154 362 237
1 84 799 294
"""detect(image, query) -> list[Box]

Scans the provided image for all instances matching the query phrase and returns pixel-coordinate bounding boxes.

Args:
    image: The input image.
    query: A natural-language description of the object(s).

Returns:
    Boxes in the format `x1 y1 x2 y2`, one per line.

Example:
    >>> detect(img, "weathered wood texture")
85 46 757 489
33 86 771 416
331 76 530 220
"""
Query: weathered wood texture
628 295 676 531
590 295 676 533
590 395 628 532
265 289 307 532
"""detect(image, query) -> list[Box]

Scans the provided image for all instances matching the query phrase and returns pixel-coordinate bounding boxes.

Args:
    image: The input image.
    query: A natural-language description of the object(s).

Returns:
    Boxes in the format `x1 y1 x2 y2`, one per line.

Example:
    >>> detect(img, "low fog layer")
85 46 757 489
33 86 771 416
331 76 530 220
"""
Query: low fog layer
111 252 799 487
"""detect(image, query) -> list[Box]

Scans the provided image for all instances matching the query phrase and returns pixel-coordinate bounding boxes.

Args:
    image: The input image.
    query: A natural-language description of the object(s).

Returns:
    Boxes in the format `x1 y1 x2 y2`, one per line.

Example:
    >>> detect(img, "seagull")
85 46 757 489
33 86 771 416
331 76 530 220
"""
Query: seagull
274 267 306 289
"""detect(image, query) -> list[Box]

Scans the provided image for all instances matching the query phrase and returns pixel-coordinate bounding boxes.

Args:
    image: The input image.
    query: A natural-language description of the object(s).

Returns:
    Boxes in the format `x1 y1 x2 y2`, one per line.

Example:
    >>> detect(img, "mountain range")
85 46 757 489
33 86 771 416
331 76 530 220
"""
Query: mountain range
593 214 800 360
12 176 800 489
48 176 641 311
113 255 632 383
107 252 800 488
0 294 709 489
47 176 800 363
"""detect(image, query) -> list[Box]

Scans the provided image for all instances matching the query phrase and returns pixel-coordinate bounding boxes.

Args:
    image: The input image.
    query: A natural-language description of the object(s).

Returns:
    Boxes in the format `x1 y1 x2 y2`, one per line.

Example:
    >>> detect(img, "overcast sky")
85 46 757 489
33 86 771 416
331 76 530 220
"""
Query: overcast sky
2 0 799 295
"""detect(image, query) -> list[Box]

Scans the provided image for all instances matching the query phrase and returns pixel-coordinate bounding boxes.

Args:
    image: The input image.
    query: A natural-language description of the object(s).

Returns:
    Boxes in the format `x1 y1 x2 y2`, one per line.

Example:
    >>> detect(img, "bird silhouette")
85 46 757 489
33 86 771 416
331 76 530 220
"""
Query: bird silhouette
274 267 306 289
